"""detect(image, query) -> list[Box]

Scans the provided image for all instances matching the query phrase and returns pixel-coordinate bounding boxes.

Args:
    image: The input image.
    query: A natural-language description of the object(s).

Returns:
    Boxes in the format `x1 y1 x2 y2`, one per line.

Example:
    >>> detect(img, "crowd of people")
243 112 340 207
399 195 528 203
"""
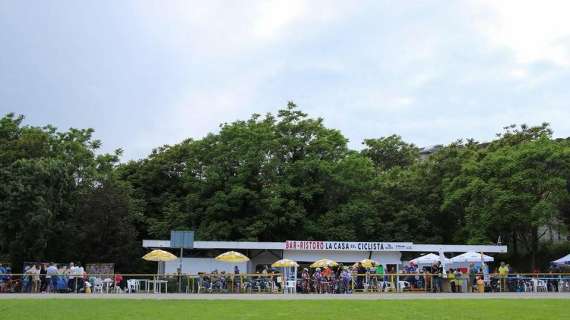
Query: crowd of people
2 259 569 294
300 262 387 293
0 262 127 294
19 262 88 293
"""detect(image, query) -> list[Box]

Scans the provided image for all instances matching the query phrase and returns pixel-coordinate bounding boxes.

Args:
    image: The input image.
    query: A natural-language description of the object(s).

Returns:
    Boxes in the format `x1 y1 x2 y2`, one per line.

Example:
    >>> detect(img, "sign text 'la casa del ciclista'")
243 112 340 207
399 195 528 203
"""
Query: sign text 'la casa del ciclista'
284 240 413 251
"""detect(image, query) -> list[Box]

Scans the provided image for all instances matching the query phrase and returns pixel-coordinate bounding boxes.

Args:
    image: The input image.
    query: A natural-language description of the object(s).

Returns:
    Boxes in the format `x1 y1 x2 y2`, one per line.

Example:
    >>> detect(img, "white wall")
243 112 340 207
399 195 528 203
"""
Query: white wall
370 251 402 265
164 258 247 274
284 250 402 265
164 251 403 274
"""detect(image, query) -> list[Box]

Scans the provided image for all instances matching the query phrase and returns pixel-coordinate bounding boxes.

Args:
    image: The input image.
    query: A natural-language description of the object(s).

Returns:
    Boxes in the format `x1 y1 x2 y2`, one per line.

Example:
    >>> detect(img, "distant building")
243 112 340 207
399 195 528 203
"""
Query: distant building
419 145 443 160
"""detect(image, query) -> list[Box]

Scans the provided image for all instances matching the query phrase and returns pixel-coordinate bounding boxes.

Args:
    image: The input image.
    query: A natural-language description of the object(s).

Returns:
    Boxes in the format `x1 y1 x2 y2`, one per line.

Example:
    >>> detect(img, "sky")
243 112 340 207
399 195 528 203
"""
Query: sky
1 0 570 160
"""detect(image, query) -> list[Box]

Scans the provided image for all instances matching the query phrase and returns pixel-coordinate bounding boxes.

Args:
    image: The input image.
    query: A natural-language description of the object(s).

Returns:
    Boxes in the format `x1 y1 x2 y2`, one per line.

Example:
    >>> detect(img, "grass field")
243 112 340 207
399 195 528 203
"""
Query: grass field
0 299 567 320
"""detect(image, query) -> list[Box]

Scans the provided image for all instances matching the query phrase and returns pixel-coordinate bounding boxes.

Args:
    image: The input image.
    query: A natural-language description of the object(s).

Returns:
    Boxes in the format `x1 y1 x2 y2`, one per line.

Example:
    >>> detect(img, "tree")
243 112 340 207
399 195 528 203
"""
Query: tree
73 181 141 271
361 135 419 171
119 102 351 242
3 109 570 273
443 125 570 269
0 113 125 271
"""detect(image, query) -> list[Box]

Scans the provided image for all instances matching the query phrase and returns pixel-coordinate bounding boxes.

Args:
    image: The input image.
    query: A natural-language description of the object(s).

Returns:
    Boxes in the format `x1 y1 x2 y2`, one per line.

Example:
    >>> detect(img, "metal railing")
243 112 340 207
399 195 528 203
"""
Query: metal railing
1 273 569 294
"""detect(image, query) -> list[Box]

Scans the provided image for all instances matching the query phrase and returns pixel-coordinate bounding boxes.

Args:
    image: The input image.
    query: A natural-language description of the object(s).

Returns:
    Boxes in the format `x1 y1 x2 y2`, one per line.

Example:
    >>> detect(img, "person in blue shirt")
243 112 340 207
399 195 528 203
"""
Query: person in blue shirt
0 264 9 284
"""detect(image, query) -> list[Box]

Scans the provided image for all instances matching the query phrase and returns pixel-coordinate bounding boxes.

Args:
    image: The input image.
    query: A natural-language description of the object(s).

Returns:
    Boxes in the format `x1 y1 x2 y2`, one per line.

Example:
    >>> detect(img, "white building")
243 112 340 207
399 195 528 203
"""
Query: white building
143 239 507 274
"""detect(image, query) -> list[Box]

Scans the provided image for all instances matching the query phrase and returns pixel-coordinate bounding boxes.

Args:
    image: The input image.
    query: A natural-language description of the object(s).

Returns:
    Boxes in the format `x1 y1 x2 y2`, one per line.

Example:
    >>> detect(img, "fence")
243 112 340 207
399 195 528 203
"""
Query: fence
1 273 570 294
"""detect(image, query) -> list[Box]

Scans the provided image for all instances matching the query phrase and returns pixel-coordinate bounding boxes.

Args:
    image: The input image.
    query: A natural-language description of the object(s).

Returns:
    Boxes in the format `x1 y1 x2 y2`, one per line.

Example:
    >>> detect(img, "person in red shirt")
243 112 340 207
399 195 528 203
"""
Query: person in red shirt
114 274 124 291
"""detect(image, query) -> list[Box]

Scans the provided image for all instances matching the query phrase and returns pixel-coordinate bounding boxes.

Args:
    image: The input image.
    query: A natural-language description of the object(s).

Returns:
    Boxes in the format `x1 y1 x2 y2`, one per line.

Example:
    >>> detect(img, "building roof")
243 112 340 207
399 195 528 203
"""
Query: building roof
142 240 507 253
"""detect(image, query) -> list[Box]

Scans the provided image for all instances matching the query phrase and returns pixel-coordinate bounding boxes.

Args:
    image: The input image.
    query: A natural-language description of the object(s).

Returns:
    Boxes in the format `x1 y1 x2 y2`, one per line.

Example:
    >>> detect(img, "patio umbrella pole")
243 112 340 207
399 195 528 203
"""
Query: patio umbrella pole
178 247 183 293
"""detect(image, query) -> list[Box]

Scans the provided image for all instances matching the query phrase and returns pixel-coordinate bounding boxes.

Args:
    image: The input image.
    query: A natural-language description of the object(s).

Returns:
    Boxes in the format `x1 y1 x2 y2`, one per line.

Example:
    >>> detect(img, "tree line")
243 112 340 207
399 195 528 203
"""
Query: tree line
1 103 569 272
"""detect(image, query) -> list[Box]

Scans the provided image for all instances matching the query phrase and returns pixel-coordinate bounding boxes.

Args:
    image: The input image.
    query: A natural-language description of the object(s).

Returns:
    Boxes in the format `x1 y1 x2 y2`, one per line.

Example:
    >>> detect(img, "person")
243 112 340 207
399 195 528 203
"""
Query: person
220 270 227 291
448 268 456 293
76 263 85 292
321 267 332 293
377 263 385 291
482 262 490 286
40 264 47 293
46 263 58 293
469 263 478 293
431 261 443 293
454 268 464 293
261 266 268 276
68 262 76 292
233 266 241 293
114 273 124 292
313 268 323 293
23 265 35 293
31 264 41 293
301 268 310 293
356 262 366 290
476 276 485 293
498 261 509 292
84 279 92 294
59 265 69 292
0 264 4 292
340 267 351 293
369 263 378 291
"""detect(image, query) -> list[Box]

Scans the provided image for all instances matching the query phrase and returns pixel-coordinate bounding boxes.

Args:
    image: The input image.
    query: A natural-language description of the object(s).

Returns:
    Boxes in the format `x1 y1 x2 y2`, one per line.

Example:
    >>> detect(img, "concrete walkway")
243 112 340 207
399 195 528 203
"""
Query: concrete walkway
1 292 570 300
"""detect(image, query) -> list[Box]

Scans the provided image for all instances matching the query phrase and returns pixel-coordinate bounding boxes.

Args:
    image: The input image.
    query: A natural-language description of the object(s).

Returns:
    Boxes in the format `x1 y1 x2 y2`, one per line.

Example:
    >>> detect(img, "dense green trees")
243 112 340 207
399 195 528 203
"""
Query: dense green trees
0 113 140 272
443 126 570 269
1 105 570 271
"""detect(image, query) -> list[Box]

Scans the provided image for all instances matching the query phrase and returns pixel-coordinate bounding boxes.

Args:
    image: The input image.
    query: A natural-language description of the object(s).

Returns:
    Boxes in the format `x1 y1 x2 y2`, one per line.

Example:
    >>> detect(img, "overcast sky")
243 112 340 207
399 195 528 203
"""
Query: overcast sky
1 1 570 160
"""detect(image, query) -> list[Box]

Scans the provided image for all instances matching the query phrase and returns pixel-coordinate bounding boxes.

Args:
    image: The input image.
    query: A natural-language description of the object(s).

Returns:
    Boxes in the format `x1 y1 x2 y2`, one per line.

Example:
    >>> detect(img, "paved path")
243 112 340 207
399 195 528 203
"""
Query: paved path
1 293 570 300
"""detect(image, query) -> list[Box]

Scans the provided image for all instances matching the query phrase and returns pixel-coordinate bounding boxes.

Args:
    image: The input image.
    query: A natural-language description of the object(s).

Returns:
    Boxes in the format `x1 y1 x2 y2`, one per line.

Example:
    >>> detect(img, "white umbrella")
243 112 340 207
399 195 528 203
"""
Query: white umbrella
439 250 447 275
552 254 570 265
410 253 451 265
450 251 494 263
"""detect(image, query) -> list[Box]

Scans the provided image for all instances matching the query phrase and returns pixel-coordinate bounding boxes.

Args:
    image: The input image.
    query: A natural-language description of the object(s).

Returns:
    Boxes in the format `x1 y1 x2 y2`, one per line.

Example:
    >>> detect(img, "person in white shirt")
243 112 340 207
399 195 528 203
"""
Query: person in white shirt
68 262 76 292
31 264 41 293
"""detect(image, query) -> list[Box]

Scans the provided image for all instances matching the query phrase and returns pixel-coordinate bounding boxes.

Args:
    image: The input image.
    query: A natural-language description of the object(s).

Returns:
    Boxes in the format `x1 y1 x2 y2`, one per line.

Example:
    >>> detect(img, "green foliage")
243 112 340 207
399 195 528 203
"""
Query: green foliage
361 135 419 170
0 114 139 272
2 108 570 272
442 125 570 268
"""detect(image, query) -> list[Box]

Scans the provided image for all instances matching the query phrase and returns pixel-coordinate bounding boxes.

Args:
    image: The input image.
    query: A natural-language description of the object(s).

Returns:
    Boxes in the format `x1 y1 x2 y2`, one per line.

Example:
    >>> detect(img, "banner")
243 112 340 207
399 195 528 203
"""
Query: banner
284 240 413 251
85 263 115 276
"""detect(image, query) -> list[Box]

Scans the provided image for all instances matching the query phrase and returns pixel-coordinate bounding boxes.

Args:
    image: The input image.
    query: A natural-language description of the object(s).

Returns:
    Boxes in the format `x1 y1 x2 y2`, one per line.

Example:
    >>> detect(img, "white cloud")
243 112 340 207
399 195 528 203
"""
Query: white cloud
133 0 353 57
469 0 570 66
252 0 308 40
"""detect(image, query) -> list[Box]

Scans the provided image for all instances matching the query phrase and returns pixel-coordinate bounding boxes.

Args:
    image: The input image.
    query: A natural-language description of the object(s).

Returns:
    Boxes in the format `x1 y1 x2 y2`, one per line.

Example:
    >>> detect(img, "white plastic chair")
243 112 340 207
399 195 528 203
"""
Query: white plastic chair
126 279 138 293
536 280 548 292
285 280 296 294
383 281 394 292
523 281 532 292
93 278 104 294
103 278 113 293
397 281 410 292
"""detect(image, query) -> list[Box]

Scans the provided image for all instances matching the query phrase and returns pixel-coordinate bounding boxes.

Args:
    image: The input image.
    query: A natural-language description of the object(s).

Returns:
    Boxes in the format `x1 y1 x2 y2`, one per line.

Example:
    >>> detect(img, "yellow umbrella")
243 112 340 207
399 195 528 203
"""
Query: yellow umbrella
272 259 299 268
310 259 338 268
142 249 177 262
215 251 250 263
353 259 378 268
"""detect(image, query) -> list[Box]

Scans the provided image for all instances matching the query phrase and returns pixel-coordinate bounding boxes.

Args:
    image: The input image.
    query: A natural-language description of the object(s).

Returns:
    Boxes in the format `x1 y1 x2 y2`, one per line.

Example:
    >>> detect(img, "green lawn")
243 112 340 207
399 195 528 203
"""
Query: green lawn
0 299 567 319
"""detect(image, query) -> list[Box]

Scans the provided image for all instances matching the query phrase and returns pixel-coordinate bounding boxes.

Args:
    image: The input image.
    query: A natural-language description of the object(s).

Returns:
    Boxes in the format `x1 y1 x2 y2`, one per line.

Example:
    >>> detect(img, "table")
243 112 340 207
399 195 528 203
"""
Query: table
151 280 168 294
